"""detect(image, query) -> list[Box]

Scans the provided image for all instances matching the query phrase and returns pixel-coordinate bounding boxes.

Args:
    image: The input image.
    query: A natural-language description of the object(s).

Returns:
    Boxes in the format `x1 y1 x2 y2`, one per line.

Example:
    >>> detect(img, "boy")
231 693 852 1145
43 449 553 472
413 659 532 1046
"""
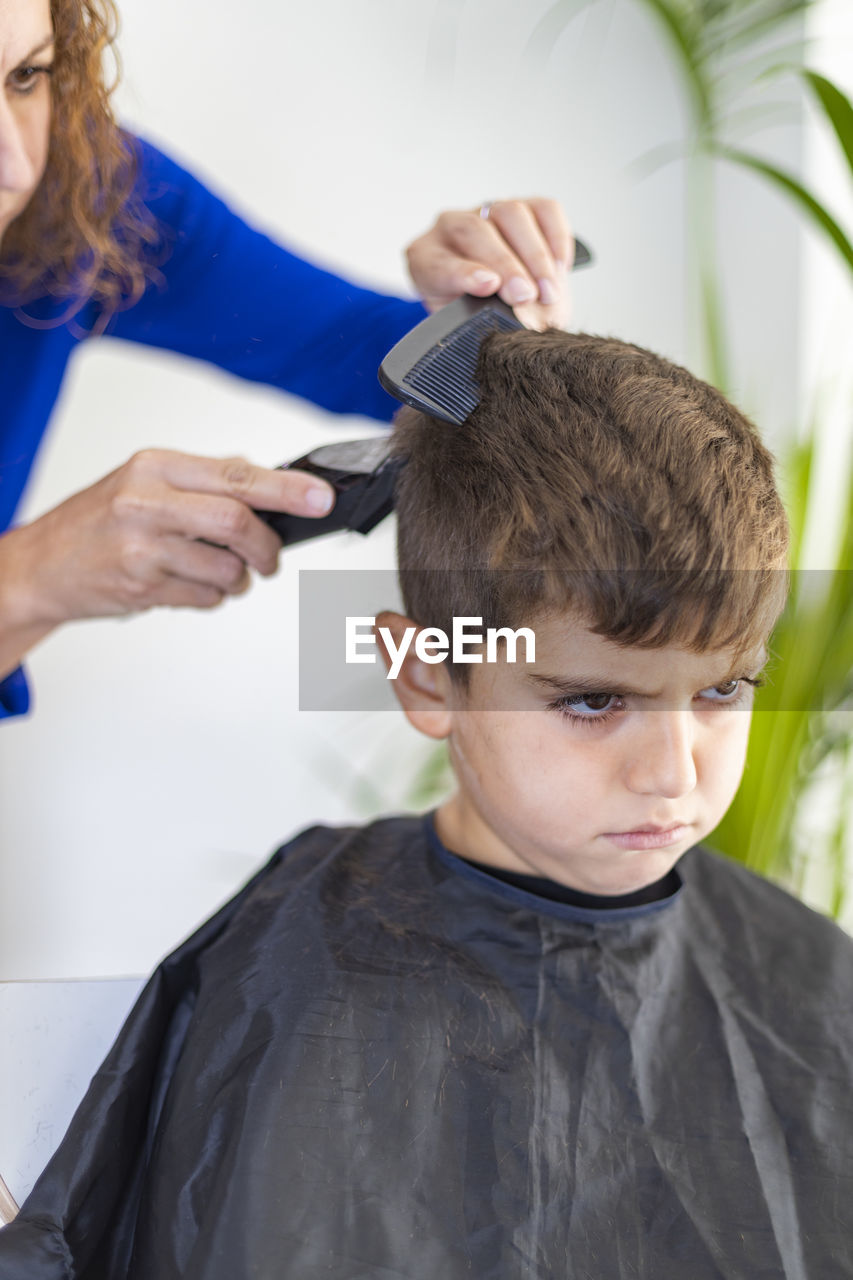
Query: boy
2 330 851 1279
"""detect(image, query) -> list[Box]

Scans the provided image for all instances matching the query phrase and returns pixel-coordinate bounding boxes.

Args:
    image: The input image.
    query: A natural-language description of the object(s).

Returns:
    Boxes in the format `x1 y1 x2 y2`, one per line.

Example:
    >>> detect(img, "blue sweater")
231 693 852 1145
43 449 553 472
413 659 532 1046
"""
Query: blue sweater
0 137 426 719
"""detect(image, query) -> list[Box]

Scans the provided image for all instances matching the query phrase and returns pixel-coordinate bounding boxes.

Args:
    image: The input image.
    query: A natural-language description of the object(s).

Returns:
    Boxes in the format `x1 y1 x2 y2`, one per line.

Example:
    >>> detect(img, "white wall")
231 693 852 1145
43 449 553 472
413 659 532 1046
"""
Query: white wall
0 0 809 987
799 0 853 566
0 978 144 1208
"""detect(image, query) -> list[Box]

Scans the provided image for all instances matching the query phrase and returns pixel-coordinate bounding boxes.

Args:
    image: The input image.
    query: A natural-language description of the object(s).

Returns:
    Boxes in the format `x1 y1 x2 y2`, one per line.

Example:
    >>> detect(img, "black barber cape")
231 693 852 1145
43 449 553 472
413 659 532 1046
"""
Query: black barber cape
2 814 852 1279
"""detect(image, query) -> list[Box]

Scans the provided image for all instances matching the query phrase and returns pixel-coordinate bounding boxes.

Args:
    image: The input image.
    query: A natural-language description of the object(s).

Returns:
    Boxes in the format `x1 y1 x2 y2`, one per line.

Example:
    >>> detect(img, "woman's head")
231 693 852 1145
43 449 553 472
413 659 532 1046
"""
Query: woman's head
0 0 155 316
0 0 52 247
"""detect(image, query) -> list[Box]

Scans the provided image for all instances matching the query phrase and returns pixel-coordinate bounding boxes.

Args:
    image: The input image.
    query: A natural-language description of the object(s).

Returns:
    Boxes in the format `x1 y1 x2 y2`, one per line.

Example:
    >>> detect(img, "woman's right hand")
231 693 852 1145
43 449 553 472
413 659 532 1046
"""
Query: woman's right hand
0 448 335 679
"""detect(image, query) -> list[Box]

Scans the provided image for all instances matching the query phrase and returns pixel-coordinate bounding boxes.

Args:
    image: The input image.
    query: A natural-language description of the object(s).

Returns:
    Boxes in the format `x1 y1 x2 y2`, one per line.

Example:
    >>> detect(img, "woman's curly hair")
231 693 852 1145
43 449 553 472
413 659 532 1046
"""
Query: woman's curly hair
0 0 158 319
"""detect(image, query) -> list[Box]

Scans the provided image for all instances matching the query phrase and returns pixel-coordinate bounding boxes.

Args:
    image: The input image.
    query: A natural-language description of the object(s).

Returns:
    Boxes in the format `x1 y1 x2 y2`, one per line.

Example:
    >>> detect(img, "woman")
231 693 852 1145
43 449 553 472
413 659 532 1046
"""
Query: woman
0 0 574 718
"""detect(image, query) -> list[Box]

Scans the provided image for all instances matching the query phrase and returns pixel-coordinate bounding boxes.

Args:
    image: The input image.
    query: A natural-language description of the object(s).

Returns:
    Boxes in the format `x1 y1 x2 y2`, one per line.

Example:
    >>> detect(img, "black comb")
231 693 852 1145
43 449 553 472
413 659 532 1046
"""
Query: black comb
378 235 593 425
378 295 522 425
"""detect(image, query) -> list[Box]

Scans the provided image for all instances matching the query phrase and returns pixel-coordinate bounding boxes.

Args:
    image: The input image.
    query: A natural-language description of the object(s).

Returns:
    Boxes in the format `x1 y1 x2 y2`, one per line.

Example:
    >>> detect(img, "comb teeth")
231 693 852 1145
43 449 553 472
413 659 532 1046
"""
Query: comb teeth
402 307 521 423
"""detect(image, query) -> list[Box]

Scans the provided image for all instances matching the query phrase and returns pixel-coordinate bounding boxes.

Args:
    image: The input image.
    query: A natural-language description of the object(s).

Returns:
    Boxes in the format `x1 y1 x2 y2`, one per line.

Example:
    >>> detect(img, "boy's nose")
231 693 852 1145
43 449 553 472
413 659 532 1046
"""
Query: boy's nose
0 102 36 192
623 710 698 799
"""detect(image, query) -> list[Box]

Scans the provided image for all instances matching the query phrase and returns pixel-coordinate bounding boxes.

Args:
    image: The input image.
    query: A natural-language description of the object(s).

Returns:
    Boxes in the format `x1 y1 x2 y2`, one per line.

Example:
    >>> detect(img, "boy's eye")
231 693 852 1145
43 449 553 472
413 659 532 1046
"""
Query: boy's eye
550 675 763 727
698 678 760 704
552 691 623 723
576 692 615 713
550 675 763 724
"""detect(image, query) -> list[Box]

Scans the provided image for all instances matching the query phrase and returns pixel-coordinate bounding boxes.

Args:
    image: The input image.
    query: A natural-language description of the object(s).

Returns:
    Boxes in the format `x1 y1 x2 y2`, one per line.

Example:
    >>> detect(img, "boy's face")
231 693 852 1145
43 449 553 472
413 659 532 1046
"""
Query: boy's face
382 610 765 895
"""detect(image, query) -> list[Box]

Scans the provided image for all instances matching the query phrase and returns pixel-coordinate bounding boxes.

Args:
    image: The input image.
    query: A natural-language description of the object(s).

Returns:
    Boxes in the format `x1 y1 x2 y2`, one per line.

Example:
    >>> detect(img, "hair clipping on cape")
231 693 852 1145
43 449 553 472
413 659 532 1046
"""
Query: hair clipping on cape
378 235 593 425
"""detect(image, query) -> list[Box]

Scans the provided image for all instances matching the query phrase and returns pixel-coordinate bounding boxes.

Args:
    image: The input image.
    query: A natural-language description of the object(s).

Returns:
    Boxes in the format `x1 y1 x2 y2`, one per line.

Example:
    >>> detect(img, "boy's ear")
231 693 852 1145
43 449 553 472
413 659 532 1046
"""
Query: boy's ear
374 611 454 740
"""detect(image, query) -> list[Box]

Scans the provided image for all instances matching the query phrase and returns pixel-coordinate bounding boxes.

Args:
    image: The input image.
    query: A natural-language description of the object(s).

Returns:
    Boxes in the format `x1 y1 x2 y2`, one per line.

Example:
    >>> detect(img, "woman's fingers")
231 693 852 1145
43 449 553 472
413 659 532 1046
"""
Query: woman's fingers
406 197 573 328
118 449 335 518
157 536 252 598
482 200 567 303
4 449 334 629
143 576 227 611
109 450 335 576
523 197 575 270
122 487 284 578
410 212 536 306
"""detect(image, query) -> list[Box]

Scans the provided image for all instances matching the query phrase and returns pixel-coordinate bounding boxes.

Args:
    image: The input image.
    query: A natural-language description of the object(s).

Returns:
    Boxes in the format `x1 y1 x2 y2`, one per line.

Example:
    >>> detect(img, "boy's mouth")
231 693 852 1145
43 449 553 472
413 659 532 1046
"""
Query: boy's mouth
602 824 691 851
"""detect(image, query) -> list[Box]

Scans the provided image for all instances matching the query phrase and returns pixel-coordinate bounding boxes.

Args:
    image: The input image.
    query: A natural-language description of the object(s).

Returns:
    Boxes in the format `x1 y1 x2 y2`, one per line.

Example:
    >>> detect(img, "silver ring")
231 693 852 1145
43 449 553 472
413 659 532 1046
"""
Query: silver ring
479 202 494 220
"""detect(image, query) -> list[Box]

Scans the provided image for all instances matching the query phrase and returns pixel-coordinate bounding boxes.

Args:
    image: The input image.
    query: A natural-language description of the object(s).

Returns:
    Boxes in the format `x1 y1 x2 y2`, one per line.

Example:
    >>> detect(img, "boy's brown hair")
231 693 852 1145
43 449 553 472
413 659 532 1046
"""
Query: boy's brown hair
391 330 789 677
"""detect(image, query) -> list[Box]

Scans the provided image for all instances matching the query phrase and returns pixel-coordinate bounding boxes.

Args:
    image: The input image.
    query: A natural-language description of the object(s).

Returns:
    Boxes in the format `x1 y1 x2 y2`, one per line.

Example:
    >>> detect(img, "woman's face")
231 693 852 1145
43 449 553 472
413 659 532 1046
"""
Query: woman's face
0 0 53 248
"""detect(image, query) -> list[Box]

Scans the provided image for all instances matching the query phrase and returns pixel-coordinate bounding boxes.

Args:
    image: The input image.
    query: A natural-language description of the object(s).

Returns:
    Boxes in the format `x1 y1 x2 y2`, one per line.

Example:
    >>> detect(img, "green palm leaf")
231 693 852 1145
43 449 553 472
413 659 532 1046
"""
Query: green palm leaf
803 70 853 181
716 146 853 273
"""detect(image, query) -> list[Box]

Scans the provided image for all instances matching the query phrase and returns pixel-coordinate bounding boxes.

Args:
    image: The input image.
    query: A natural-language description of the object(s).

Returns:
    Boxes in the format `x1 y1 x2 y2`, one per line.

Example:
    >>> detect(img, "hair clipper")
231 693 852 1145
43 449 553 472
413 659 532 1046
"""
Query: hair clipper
255 236 593 546
254 437 401 546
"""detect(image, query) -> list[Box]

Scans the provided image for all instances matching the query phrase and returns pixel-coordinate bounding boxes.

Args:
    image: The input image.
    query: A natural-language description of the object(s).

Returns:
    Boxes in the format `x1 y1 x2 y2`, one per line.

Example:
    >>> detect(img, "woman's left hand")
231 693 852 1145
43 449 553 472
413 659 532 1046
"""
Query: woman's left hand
406 198 574 330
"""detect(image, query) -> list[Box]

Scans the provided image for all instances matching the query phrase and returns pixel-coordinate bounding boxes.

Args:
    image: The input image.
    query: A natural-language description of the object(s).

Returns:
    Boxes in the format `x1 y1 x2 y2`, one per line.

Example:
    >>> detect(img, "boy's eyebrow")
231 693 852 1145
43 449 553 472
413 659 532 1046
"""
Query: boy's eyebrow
528 652 768 700
529 672 667 699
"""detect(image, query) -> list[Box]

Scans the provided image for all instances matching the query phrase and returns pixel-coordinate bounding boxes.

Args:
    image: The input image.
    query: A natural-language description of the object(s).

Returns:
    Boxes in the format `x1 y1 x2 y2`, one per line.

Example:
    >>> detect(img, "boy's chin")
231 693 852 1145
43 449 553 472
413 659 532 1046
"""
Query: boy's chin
560 830 698 896
573 846 687 897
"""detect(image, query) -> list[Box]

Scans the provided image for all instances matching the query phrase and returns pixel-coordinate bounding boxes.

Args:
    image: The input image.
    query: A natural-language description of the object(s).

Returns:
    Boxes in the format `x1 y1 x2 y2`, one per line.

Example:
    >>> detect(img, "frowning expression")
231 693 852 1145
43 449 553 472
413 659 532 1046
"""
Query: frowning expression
410 612 765 895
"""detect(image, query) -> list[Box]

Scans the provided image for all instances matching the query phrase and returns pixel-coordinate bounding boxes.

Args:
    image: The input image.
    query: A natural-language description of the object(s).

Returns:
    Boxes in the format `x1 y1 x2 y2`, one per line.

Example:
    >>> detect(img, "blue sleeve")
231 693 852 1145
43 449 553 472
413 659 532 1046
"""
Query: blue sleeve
0 667 30 719
106 137 427 422
1 139 428 722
